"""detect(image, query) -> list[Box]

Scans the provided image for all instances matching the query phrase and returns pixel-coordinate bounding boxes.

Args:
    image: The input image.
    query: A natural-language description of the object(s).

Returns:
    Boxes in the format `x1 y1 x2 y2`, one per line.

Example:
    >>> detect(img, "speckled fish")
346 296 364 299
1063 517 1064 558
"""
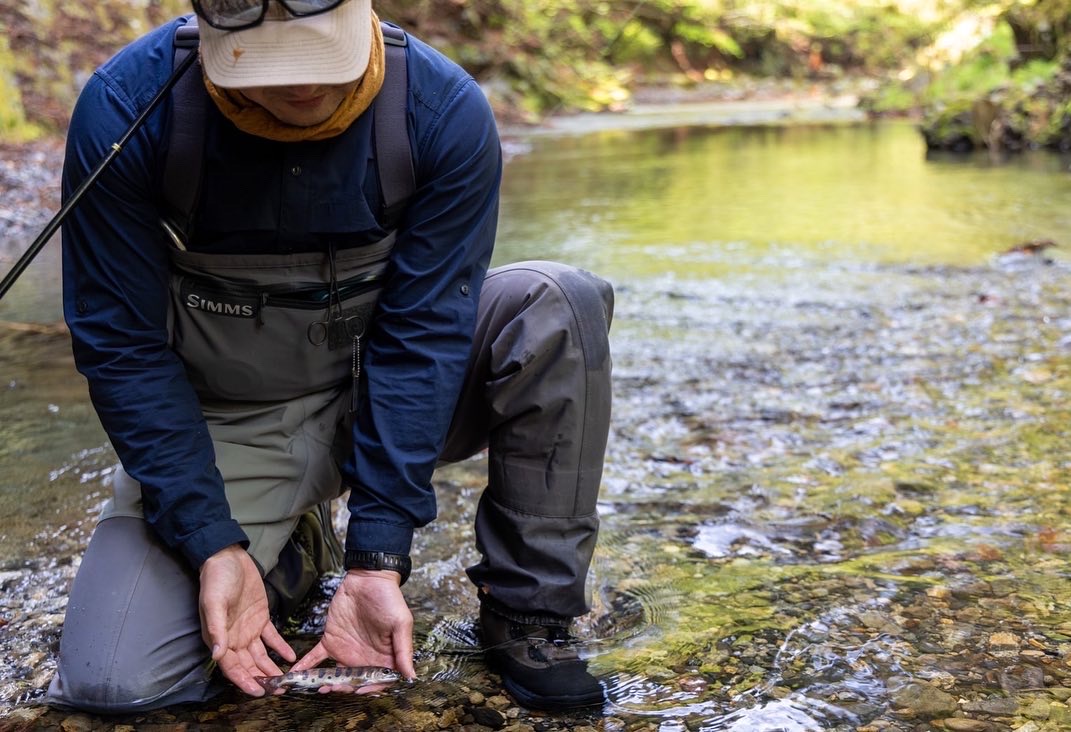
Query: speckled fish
255 665 402 694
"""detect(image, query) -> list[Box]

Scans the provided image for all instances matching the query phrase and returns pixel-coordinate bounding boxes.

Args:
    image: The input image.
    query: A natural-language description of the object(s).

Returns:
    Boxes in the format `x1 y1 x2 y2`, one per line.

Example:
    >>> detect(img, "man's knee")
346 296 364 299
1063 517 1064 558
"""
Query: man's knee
484 261 614 369
488 261 614 323
49 662 210 713
47 516 212 712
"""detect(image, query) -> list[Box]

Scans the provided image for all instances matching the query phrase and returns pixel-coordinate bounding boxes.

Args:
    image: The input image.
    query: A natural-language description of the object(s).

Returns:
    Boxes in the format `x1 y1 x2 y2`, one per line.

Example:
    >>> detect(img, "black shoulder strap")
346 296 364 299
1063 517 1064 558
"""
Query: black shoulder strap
162 15 205 246
163 18 415 243
376 24 414 230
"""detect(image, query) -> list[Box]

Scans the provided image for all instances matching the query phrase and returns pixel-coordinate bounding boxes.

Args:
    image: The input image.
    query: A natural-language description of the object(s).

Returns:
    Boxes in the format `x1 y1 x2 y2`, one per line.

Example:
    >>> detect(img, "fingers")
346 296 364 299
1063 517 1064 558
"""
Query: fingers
248 634 284 678
199 601 228 663
262 622 296 664
216 647 267 697
289 641 329 673
393 621 417 679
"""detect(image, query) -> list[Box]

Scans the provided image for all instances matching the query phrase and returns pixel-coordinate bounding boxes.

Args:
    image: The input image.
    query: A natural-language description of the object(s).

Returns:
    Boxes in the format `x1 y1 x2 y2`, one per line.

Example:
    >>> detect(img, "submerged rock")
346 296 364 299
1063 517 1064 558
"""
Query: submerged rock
888 680 959 717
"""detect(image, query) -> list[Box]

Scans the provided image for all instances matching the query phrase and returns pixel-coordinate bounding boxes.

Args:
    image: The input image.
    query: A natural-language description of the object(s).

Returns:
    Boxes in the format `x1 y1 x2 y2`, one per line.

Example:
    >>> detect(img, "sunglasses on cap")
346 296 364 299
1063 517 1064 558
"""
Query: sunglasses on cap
191 0 349 31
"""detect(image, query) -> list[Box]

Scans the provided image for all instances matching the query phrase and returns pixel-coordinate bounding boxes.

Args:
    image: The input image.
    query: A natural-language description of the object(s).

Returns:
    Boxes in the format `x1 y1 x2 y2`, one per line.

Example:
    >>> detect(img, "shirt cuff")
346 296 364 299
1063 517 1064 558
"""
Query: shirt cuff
345 519 414 557
179 519 250 568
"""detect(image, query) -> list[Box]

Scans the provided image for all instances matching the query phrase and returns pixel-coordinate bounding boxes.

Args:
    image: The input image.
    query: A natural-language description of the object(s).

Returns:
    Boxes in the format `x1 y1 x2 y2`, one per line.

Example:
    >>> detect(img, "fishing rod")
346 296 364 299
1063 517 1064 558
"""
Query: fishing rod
0 47 199 302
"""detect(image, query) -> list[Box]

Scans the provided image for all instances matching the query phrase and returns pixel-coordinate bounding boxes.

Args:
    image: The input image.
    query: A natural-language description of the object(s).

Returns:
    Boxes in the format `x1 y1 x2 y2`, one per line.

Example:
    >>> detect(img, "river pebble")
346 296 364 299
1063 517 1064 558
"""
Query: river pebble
939 719 991 731
10 137 1071 732
889 681 959 716
469 705 505 729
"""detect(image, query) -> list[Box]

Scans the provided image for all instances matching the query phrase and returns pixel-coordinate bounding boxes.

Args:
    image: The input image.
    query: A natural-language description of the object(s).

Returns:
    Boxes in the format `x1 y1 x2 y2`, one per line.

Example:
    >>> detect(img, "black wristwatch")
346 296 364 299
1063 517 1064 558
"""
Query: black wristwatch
344 550 412 586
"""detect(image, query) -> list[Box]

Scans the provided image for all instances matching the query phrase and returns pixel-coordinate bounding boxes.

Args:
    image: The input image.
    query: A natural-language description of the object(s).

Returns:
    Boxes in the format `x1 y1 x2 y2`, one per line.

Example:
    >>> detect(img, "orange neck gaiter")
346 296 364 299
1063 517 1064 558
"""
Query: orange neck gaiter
201 13 385 143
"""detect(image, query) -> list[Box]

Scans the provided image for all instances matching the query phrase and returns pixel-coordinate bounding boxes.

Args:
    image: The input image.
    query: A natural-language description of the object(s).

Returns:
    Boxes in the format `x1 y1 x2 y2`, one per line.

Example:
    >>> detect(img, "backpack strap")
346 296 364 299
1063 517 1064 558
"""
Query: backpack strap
375 24 414 230
162 18 415 245
161 15 205 248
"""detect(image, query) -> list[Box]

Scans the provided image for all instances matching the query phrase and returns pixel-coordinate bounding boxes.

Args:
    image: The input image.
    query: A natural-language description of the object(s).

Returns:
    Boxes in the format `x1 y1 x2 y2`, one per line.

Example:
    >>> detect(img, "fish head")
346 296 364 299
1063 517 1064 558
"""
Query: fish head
366 666 403 685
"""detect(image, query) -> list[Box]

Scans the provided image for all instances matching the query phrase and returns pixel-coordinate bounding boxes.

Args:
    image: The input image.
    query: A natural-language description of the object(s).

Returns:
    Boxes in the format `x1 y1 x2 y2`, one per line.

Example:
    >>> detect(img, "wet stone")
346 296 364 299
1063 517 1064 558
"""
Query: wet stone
962 696 1020 715
1047 687 1071 701
940 719 990 731
59 714 95 732
999 664 1046 692
1012 723 1041 732
989 632 1020 653
1022 698 1052 720
469 704 505 729
889 681 959 717
864 612 903 635
1048 702 1071 726
1 707 48 728
396 710 439 730
928 587 953 601
437 706 462 727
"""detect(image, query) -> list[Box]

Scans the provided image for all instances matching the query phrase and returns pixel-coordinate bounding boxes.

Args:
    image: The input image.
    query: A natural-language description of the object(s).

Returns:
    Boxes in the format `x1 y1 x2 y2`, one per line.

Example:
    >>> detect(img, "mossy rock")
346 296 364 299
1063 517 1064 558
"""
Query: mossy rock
920 99 980 152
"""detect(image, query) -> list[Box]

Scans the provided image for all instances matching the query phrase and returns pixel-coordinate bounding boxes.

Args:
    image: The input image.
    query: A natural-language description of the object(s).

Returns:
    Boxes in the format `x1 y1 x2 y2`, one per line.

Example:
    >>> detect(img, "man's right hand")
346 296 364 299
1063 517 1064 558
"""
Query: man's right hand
198 544 297 696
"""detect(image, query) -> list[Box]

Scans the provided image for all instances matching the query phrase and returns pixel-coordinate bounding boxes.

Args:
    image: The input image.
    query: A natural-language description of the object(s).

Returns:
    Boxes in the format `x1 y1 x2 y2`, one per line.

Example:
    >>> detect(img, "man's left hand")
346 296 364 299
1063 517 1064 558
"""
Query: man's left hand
290 569 416 689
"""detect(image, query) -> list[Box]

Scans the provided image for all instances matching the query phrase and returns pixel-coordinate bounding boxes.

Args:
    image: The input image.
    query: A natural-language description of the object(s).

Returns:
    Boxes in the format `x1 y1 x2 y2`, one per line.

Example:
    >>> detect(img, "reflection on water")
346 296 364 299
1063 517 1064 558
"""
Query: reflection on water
496 120 1071 277
5 119 1071 729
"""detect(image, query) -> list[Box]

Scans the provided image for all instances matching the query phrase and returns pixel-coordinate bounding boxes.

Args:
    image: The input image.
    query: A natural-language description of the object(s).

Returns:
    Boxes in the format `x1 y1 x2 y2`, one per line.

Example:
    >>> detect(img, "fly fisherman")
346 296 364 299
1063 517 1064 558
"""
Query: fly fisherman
48 0 613 714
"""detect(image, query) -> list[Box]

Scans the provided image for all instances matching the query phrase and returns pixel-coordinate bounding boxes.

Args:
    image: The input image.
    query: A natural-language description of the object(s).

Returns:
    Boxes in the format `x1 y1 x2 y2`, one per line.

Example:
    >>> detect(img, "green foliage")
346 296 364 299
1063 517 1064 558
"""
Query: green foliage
1011 57 1060 86
0 27 40 141
863 82 919 114
1 0 189 135
924 20 1017 102
6 0 1071 137
380 0 955 114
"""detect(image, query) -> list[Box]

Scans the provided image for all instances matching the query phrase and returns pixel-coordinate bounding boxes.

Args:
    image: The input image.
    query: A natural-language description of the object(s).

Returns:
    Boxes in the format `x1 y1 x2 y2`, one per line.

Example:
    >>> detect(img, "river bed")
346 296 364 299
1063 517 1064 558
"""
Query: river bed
3 113 1071 731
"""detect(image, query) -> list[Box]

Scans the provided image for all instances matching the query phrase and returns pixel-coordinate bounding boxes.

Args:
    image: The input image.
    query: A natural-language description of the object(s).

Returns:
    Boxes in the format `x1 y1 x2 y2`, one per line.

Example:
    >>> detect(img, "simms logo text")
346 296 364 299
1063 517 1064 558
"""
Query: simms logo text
185 293 256 318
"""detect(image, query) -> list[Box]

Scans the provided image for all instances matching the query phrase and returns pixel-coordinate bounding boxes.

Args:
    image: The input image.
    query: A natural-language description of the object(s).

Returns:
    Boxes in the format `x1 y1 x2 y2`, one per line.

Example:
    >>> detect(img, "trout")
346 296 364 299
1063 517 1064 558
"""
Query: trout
255 665 402 694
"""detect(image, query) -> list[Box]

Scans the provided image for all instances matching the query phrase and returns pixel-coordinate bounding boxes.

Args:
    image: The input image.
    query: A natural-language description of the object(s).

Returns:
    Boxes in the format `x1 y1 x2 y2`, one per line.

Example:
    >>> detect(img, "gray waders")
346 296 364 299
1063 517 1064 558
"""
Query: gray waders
48 260 613 712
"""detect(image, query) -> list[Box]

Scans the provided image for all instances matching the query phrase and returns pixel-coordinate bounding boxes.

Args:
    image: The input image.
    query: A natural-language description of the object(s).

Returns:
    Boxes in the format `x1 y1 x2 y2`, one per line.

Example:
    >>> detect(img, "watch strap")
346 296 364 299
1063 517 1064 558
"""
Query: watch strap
344 550 412 586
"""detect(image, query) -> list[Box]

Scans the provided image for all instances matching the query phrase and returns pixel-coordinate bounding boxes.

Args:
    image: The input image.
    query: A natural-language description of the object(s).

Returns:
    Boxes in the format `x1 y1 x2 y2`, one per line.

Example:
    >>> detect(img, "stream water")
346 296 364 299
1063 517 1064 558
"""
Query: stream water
3 116 1071 731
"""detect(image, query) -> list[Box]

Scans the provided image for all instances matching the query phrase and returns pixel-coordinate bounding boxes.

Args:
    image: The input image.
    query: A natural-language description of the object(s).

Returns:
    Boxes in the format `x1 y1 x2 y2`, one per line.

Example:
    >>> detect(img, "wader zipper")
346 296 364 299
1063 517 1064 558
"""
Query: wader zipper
182 270 383 310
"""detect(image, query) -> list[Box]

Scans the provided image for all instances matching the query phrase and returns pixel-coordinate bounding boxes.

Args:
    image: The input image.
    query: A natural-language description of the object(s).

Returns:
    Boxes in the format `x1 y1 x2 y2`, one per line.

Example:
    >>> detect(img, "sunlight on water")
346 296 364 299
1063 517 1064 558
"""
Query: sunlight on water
496 121 1071 278
6 120 1071 729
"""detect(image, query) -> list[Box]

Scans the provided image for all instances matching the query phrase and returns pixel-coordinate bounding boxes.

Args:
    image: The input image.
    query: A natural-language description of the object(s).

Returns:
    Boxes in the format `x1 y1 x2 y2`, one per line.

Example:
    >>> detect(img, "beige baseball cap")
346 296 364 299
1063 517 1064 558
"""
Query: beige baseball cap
200 0 372 88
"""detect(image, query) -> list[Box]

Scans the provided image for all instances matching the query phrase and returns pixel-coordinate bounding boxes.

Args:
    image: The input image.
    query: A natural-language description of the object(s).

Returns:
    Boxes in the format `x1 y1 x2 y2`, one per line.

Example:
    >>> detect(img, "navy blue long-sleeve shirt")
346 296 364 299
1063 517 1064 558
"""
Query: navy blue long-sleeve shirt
61 18 501 568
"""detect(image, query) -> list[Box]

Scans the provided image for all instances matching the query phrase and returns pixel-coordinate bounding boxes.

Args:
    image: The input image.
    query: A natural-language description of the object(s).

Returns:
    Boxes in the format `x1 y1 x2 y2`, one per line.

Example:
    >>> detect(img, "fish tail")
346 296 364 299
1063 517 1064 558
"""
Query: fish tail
254 676 280 693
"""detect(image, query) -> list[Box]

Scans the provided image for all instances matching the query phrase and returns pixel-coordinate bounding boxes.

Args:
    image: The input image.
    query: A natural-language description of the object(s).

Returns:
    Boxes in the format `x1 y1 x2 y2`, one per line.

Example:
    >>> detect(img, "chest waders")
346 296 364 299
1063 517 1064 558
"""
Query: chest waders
102 17 415 580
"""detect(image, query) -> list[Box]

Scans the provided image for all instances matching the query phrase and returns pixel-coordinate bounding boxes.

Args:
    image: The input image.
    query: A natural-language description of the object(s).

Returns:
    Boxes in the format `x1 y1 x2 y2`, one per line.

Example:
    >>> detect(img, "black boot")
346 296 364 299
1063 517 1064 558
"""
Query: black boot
479 603 605 712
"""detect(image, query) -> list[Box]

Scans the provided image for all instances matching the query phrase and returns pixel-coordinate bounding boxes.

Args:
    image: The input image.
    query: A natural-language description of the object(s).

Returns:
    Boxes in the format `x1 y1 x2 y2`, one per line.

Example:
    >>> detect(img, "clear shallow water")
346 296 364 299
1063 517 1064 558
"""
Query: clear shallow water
4 118 1071 730
495 120 1071 277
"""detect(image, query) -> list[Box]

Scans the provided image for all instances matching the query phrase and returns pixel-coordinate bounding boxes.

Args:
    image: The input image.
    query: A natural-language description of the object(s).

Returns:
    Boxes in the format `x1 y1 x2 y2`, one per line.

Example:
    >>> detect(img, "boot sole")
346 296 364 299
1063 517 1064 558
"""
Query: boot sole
500 675 605 712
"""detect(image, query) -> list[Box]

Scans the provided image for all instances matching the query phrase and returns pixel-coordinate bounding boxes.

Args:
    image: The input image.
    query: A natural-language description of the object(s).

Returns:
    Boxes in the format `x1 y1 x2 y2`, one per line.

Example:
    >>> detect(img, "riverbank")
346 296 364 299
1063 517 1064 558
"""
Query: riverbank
0 138 64 262
0 88 870 289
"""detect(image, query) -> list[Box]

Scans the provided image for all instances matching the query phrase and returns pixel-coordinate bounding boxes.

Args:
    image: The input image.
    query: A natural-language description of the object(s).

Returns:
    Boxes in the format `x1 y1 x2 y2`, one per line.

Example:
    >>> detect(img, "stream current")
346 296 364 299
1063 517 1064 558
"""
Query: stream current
3 117 1071 730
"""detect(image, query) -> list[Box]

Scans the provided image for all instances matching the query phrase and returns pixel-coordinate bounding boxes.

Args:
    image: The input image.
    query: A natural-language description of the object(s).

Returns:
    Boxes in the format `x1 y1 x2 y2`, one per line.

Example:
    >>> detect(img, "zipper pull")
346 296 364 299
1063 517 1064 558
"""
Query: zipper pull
256 292 268 327
350 334 361 413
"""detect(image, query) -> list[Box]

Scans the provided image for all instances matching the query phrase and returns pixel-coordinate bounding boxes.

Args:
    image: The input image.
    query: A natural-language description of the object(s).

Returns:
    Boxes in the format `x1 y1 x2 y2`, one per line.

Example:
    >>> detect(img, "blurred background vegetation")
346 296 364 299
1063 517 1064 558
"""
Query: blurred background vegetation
1 0 1070 152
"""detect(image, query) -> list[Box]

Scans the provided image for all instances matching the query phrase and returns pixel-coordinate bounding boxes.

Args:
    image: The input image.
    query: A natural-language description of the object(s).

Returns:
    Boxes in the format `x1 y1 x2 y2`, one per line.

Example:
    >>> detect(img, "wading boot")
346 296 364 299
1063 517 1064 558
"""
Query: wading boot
479 602 605 712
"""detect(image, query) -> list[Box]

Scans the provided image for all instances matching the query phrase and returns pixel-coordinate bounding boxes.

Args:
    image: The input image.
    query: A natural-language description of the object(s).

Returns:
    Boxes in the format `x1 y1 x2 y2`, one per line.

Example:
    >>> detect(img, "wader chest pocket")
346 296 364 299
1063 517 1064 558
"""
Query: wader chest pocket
171 273 380 402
